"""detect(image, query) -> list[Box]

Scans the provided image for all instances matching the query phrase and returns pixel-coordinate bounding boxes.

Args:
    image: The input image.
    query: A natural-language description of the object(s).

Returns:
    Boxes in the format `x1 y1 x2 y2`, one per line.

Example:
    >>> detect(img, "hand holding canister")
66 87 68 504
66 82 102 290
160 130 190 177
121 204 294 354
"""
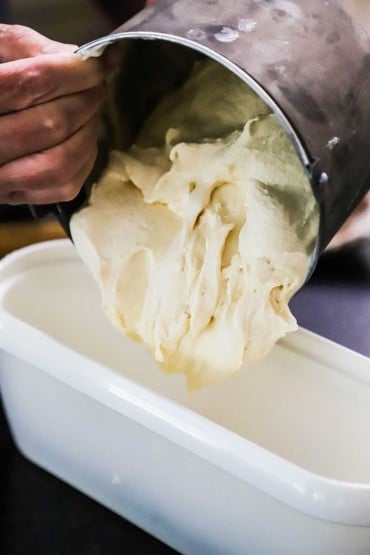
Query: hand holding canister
0 24 115 206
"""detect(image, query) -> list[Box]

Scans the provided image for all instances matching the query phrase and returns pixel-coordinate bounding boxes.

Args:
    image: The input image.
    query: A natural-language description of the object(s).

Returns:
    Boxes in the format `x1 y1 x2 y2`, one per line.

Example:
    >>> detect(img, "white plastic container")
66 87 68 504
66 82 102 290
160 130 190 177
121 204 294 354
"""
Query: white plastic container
1 239 370 555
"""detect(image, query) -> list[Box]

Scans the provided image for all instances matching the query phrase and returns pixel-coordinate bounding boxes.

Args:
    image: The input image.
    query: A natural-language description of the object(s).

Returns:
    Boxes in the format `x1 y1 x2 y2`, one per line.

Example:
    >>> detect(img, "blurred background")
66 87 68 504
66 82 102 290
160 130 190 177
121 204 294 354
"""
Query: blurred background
3 0 111 44
0 0 369 257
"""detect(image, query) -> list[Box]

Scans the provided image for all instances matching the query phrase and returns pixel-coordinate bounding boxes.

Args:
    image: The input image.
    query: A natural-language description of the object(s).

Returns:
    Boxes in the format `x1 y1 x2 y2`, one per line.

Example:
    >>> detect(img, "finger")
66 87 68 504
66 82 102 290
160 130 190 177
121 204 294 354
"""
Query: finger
0 25 123 69
0 84 106 165
0 53 107 114
0 24 75 62
7 151 97 205
0 116 100 196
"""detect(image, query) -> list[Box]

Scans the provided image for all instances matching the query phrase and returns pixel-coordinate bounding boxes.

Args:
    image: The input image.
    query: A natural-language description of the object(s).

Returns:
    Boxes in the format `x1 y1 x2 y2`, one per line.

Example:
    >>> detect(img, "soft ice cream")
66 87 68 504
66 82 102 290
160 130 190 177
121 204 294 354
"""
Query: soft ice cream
71 59 319 390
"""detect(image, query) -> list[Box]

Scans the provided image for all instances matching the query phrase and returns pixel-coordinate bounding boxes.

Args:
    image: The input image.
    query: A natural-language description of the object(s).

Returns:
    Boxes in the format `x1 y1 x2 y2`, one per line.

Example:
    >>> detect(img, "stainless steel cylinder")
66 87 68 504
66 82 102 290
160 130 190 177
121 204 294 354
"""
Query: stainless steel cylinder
48 0 370 270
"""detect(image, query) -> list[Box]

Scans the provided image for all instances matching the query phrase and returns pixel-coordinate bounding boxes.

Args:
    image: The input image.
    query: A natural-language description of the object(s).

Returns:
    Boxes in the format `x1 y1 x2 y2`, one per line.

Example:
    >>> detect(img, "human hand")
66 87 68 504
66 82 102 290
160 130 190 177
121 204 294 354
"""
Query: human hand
0 24 118 205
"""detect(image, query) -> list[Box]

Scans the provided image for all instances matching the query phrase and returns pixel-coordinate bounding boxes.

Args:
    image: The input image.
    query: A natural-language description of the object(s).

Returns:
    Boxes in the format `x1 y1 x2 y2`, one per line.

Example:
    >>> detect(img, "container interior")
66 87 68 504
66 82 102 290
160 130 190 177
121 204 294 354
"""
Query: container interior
1 244 370 484
83 37 313 194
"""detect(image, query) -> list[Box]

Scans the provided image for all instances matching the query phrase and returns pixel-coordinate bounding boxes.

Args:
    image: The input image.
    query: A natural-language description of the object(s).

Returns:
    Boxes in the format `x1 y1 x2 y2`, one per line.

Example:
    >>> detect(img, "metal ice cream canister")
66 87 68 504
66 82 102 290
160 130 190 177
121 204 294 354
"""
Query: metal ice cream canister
52 0 370 273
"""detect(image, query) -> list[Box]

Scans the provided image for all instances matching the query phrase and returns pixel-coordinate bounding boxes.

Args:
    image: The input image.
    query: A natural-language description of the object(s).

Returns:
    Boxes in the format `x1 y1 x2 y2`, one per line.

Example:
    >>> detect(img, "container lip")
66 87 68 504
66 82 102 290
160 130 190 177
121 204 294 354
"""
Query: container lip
1 239 370 526
77 31 321 276
77 31 312 171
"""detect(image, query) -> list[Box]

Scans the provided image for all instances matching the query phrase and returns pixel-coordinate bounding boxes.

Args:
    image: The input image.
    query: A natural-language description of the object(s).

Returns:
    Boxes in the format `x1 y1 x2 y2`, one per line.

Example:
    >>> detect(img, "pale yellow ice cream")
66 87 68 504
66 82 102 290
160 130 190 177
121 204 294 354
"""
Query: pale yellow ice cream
71 59 319 390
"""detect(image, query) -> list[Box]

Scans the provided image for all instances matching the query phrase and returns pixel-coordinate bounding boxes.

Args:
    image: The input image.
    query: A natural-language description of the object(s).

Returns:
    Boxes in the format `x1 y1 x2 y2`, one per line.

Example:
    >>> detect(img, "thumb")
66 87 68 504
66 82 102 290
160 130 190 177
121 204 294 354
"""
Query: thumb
0 24 76 63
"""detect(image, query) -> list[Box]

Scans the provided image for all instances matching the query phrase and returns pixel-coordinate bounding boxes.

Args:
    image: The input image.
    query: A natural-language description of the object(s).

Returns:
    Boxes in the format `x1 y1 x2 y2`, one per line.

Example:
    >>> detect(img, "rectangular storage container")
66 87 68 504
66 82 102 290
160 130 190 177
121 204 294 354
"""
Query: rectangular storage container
1 239 370 555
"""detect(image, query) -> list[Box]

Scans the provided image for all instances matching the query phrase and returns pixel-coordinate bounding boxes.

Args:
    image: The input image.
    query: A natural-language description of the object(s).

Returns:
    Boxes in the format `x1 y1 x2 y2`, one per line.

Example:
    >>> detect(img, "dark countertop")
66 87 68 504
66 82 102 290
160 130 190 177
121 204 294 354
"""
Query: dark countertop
0 241 369 555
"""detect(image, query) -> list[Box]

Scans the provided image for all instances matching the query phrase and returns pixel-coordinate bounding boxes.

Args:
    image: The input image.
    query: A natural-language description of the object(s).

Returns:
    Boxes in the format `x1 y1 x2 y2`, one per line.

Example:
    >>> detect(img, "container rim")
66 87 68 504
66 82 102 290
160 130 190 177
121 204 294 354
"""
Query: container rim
77 31 312 171
77 31 321 277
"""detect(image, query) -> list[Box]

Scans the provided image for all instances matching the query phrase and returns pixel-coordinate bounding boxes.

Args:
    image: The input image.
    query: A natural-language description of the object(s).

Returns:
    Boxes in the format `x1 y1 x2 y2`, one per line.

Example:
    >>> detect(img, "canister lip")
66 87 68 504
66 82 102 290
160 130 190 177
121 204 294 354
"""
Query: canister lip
77 31 321 277
78 31 312 171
